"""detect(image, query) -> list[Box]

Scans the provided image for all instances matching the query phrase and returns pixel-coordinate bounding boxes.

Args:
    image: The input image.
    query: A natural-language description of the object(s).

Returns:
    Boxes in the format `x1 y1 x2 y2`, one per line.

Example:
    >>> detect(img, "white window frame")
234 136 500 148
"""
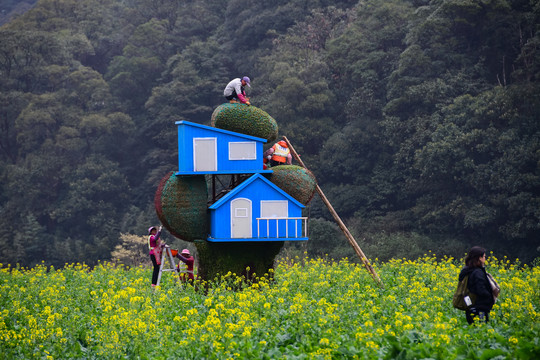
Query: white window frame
235 208 248 217
229 141 257 160
260 200 289 218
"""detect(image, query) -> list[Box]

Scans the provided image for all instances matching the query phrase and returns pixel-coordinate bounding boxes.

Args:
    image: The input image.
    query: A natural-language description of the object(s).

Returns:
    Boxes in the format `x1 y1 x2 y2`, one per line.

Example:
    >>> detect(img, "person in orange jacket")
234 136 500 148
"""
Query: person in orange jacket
264 140 292 167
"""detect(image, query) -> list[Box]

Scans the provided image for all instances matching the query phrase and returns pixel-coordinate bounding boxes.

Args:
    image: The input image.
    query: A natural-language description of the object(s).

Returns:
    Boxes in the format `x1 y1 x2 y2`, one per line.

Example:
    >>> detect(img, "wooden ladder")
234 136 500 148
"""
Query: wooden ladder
283 136 384 287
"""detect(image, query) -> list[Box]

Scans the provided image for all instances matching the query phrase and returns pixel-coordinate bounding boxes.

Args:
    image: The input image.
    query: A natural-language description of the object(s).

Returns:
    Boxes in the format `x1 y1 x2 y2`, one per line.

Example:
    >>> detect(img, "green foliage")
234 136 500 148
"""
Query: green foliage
0 1 37 26
1 257 538 358
195 240 284 281
106 18 169 109
0 29 70 92
358 232 466 263
302 218 353 260
154 172 208 242
267 165 317 205
111 233 148 267
211 103 279 142
1 0 539 267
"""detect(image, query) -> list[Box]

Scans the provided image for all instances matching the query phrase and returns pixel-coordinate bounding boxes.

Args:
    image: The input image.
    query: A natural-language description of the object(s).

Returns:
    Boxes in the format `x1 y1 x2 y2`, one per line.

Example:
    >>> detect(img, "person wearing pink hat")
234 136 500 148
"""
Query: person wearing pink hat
176 248 195 283
223 76 251 105
148 225 163 287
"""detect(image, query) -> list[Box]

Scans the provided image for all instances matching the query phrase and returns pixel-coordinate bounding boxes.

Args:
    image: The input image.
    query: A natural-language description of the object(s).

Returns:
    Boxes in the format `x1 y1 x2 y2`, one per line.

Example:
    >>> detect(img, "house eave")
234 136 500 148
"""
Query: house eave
176 170 273 176
207 237 308 242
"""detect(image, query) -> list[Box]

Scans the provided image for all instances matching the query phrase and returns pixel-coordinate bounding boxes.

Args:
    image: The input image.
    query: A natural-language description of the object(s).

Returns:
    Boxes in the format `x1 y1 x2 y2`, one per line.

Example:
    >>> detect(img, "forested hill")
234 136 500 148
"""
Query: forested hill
1 0 539 267
0 0 37 26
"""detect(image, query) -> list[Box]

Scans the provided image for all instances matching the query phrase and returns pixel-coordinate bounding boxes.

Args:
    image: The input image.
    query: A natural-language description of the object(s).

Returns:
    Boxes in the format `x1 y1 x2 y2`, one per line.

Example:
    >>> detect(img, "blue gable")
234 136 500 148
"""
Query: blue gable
209 174 304 210
175 120 272 175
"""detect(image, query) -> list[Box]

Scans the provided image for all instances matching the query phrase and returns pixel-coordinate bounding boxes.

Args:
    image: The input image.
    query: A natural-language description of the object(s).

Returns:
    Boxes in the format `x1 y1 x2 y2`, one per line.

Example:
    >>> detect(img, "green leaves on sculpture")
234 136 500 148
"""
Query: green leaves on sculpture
211 103 279 142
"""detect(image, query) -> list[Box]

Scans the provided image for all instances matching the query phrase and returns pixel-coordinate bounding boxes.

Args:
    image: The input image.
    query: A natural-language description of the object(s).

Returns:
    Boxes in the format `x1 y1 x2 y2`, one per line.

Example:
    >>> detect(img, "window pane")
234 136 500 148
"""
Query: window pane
229 142 256 160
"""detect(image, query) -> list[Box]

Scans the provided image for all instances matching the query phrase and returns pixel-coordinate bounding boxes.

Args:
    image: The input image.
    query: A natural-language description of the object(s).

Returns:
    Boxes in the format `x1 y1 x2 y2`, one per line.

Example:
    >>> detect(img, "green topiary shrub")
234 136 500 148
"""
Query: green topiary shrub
267 165 317 205
211 103 278 142
195 240 284 281
154 172 208 241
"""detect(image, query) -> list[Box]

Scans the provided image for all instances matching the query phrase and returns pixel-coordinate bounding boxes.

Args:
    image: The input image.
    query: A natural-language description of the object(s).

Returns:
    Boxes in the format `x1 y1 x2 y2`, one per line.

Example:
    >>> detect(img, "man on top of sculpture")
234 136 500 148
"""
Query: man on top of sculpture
224 76 251 105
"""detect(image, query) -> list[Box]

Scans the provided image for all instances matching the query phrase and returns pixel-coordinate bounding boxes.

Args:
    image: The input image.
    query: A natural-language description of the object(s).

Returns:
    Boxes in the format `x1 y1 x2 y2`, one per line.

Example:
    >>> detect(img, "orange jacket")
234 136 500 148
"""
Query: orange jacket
271 142 290 163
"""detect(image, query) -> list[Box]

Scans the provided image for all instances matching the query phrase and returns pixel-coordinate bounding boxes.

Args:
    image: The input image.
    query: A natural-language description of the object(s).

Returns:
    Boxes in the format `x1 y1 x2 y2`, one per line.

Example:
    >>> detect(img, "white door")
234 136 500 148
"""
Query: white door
194 138 217 171
231 198 252 238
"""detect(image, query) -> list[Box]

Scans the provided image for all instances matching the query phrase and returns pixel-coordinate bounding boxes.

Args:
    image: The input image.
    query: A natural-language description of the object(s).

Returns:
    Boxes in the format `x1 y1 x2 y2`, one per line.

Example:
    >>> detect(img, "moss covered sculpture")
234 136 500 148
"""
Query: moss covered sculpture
195 240 284 281
154 173 284 281
211 103 278 142
267 165 317 205
154 172 208 241
154 102 317 281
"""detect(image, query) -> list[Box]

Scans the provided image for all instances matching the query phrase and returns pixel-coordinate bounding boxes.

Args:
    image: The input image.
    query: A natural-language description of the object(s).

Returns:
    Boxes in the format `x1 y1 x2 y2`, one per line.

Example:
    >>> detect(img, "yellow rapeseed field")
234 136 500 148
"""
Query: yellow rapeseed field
0 254 538 359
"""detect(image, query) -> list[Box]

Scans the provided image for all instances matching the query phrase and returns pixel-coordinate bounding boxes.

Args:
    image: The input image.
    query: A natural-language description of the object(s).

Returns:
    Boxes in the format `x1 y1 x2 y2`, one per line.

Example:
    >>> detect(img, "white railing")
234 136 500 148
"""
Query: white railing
256 217 308 239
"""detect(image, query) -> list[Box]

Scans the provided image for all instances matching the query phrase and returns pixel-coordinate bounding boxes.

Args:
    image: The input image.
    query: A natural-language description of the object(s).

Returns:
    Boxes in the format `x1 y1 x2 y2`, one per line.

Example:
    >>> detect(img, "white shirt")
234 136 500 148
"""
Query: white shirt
223 78 243 96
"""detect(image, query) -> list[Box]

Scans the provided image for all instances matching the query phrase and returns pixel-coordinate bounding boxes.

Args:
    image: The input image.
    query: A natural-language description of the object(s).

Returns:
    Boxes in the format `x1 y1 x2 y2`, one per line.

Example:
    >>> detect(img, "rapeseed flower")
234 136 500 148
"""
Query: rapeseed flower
0 255 538 359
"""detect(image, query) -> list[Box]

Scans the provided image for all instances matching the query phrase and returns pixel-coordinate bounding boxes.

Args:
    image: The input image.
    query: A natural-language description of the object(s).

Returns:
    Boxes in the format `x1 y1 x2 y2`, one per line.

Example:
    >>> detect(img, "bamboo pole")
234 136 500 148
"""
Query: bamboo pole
282 136 383 287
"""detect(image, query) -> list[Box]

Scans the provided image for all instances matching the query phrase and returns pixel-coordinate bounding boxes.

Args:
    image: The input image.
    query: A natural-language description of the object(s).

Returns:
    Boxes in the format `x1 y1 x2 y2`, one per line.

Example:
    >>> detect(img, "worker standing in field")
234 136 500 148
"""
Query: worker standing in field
264 140 292 167
148 225 164 288
176 248 195 283
224 76 251 105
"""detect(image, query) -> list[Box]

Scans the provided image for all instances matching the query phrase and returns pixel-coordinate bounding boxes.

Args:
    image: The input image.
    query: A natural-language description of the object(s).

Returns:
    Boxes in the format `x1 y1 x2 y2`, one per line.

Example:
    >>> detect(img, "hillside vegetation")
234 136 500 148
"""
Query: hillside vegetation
0 0 539 267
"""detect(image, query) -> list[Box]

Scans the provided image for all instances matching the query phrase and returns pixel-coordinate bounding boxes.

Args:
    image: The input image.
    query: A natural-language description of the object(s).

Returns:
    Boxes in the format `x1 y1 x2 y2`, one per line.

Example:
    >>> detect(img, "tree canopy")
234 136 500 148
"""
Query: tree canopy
1 0 538 267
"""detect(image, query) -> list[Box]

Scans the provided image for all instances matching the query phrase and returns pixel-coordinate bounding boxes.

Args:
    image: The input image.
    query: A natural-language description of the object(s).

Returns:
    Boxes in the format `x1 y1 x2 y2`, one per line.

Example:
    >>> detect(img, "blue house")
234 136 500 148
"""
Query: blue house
207 174 308 242
175 120 272 175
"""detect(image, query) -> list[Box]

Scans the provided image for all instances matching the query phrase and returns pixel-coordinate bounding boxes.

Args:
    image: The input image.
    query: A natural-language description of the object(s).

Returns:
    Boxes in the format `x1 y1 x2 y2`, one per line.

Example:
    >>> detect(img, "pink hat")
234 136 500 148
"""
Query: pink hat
181 249 191 256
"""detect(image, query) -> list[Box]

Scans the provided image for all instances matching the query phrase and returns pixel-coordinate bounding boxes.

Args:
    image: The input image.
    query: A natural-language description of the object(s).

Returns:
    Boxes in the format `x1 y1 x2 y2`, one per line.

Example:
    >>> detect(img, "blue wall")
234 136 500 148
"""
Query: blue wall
176 121 271 175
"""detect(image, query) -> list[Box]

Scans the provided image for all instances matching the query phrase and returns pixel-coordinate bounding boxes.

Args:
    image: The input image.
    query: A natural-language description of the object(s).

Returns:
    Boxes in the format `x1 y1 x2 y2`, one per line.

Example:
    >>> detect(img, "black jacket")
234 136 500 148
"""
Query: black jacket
458 266 494 311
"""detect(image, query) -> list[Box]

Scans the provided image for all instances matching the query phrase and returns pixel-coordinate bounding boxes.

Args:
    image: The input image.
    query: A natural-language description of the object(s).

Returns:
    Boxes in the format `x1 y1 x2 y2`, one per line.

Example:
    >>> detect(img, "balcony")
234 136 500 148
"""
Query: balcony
256 217 308 241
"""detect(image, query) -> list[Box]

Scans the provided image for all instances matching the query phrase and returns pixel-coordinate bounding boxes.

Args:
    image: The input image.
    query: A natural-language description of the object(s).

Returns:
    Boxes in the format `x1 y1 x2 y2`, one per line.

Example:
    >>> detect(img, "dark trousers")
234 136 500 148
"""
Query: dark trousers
466 309 490 324
270 159 286 167
150 254 160 285
225 93 237 100
225 87 245 101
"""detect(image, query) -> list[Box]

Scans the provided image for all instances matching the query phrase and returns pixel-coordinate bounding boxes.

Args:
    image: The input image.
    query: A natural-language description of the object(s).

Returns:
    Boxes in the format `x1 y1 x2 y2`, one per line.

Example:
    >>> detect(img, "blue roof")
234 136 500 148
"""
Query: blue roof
208 173 305 210
175 120 268 143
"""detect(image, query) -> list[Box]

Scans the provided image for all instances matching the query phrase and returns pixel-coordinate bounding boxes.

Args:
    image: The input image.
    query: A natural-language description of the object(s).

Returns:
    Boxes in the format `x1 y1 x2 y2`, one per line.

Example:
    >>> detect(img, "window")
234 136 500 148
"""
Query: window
235 208 248 217
261 201 288 218
229 142 256 160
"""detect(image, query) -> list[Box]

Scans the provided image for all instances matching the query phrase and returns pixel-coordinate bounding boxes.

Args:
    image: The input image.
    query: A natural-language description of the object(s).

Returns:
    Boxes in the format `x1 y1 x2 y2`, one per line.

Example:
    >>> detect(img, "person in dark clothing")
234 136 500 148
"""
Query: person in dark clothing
458 246 494 324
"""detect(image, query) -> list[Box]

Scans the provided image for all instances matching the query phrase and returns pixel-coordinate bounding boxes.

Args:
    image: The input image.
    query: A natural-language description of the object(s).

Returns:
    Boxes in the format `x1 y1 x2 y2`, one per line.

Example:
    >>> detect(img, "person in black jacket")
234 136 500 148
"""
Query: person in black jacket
458 246 494 324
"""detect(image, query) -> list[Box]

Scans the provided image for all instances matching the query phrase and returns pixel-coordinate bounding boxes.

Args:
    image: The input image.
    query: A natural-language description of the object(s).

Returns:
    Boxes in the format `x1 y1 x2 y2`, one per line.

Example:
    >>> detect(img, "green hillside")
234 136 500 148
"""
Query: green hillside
0 0 539 267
